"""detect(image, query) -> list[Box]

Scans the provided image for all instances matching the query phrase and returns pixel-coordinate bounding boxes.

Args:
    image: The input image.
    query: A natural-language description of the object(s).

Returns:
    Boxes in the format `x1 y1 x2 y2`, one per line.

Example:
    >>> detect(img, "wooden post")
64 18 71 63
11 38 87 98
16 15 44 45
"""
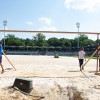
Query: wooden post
96 48 99 72
95 47 100 75
99 48 100 71
3 51 16 70
99 58 100 71
83 47 99 67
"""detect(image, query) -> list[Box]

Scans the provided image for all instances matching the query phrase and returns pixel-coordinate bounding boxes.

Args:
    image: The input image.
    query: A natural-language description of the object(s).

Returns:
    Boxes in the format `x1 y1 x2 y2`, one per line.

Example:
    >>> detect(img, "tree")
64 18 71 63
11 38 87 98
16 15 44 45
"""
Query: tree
25 38 34 46
33 33 46 46
5 34 24 46
96 39 100 46
79 35 95 47
48 37 60 47
74 34 95 47
59 38 71 47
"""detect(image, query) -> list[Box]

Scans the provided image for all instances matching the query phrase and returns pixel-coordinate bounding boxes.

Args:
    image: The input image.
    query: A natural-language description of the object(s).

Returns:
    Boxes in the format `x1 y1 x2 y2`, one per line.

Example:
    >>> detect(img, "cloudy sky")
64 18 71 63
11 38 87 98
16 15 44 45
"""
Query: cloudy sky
0 0 100 40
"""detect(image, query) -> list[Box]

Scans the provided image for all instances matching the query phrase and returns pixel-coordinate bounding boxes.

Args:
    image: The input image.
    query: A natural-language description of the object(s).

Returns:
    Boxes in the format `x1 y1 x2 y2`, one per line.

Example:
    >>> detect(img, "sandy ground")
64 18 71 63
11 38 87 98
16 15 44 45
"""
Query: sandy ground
0 55 100 100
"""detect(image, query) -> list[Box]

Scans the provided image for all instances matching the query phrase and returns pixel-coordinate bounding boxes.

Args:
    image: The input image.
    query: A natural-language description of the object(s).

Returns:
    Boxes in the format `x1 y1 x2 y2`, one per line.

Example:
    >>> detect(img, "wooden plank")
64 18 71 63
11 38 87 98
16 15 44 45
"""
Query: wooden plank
3 51 16 70
83 46 100 67
0 30 100 34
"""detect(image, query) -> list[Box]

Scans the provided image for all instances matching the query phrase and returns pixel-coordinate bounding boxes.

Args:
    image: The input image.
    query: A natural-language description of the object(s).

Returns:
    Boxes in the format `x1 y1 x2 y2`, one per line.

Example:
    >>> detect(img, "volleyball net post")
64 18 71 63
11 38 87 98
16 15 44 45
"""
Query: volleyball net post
0 29 100 72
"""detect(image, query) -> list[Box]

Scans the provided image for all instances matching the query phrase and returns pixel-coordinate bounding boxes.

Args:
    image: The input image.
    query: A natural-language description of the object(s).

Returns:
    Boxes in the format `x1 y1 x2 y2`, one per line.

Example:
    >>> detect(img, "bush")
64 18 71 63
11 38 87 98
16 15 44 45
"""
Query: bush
54 54 59 58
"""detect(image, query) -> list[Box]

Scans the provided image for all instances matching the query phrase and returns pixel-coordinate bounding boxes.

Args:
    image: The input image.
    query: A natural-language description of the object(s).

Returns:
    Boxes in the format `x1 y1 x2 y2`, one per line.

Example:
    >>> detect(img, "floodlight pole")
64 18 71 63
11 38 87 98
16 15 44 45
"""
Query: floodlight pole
76 22 80 48
3 20 7 51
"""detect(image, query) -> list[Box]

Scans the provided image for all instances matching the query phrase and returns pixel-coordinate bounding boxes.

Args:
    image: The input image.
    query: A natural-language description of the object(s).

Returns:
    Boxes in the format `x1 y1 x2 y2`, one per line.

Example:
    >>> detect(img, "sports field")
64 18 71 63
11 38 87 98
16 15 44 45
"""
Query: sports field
0 55 100 100
1 55 96 77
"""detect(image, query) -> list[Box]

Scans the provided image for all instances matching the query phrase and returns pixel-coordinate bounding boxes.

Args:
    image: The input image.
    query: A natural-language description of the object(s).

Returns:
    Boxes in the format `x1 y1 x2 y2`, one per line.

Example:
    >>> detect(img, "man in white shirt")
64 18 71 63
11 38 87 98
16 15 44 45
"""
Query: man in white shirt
78 47 86 71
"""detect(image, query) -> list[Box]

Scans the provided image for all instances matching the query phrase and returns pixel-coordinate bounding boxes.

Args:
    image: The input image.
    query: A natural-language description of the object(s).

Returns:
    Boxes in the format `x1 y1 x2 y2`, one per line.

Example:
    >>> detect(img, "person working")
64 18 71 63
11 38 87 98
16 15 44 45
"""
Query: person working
78 47 86 71
0 41 4 73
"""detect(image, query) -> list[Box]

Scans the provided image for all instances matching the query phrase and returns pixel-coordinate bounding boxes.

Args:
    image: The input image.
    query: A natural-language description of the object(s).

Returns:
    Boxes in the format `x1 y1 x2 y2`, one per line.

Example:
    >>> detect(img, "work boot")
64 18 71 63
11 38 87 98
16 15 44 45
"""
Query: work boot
1 70 4 74
81 65 84 70
80 67 82 71
82 67 84 70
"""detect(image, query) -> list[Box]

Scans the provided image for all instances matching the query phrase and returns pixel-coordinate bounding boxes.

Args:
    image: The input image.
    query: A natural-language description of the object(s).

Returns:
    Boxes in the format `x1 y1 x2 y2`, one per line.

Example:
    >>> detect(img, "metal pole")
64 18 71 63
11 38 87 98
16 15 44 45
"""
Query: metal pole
4 25 5 50
3 20 7 51
76 22 80 48
78 27 79 48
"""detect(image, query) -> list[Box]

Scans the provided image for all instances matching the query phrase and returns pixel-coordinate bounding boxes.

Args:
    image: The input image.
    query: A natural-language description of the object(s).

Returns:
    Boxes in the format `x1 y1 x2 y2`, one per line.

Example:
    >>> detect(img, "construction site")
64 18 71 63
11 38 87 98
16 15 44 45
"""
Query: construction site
0 30 100 100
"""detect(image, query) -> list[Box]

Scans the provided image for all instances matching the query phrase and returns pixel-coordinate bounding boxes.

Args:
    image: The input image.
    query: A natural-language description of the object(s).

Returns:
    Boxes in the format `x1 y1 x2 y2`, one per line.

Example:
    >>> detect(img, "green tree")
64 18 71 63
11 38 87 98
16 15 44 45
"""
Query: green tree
48 37 60 47
25 38 34 46
5 34 24 46
79 35 95 47
33 33 46 46
74 34 95 47
59 38 71 47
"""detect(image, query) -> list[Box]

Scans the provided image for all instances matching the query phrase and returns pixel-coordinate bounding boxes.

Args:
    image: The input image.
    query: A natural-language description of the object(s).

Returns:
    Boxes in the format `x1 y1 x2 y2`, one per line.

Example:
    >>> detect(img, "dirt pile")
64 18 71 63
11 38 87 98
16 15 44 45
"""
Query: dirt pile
0 85 86 100
0 86 44 100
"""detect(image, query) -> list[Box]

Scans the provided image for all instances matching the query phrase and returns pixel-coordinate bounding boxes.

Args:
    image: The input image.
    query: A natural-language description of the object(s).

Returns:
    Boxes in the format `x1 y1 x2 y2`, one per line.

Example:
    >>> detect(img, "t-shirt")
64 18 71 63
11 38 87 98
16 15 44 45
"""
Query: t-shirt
0 45 2 54
78 50 85 59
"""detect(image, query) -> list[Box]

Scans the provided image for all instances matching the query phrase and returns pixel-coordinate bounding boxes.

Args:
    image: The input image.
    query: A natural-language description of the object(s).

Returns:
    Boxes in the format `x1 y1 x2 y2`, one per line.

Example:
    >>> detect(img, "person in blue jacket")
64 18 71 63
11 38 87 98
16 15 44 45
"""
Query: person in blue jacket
0 41 4 73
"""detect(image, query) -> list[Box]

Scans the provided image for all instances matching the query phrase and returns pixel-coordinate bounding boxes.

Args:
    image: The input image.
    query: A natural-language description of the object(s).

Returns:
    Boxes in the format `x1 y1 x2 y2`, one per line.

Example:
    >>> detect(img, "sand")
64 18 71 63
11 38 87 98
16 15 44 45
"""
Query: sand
0 55 100 100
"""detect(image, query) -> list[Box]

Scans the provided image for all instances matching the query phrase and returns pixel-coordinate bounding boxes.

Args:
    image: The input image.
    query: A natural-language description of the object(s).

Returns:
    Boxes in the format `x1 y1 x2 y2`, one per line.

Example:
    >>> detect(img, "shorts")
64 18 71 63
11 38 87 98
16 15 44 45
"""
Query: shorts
79 59 84 67
0 55 2 63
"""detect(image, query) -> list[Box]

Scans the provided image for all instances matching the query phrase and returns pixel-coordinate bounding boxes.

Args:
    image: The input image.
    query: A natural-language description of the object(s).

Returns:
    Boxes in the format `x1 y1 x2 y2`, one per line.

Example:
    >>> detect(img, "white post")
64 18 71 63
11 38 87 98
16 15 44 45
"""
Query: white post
3 20 7 50
76 22 80 48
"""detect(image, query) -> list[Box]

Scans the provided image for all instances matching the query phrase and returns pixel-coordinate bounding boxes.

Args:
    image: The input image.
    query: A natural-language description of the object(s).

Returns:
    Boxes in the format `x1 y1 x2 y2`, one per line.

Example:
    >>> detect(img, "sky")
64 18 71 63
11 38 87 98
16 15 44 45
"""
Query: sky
0 0 100 40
